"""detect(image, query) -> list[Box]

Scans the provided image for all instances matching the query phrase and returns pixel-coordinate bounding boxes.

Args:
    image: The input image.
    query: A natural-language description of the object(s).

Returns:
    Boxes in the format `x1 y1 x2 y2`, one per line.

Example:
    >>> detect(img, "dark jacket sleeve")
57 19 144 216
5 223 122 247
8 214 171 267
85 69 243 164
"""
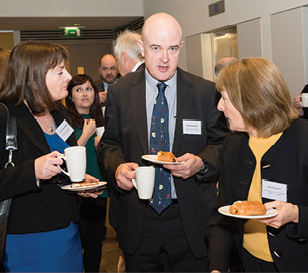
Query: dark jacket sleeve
96 87 126 194
300 84 308 120
0 105 38 201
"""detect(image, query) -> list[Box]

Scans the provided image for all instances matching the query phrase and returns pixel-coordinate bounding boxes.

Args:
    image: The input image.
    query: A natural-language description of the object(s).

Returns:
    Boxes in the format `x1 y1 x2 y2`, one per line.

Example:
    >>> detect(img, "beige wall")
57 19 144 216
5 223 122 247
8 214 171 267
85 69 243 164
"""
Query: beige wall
2 0 308 95
0 32 14 50
54 40 113 81
143 0 308 68
271 7 308 98
143 0 308 95
0 0 144 16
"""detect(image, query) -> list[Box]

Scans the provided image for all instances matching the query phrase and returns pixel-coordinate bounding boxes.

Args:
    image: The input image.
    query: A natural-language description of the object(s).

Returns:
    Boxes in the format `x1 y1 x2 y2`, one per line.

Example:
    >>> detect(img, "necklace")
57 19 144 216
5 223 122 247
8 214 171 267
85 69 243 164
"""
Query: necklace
34 112 55 133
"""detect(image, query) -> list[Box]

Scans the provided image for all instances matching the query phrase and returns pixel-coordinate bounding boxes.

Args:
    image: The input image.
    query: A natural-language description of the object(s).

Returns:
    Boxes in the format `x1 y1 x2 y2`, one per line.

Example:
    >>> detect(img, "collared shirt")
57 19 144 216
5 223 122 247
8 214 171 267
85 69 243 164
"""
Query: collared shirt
96 80 118 92
103 81 109 91
132 60 144 72
145 68 177 198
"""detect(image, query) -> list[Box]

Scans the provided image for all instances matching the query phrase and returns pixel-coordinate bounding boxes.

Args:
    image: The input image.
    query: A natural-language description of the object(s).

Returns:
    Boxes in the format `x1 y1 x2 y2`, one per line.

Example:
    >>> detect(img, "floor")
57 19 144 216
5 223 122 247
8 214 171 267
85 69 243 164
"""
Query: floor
99 198 124 273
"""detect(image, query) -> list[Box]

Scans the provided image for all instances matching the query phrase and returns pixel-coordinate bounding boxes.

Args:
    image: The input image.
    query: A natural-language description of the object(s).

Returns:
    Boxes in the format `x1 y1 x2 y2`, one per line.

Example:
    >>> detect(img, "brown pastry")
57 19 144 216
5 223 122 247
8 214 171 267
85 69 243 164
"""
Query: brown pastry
229 201 267 216
71 181 99 188
157 151 176 162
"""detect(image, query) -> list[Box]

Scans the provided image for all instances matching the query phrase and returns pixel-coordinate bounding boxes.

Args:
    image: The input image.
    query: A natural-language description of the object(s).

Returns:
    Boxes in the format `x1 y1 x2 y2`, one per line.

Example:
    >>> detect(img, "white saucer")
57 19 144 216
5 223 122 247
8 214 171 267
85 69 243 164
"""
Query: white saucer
218 205 278 219
142 154 184 165
61 181 107 192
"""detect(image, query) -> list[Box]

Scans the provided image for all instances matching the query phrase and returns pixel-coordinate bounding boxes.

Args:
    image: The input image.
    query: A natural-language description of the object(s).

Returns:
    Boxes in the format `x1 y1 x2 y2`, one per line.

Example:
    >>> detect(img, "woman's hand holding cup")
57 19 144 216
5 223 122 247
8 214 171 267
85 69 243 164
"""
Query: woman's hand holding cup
58 146 86 182
83 119 96 138
35 151 63 180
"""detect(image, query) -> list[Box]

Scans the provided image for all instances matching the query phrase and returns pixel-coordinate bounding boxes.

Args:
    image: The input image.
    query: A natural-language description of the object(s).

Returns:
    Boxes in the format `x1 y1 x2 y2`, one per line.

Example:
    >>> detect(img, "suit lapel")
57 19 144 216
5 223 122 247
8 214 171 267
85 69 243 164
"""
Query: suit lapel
129 73 148 155
10 103 51 154
128 69 196 156
10 103 75 155
52 105 76 146
173 69 195 155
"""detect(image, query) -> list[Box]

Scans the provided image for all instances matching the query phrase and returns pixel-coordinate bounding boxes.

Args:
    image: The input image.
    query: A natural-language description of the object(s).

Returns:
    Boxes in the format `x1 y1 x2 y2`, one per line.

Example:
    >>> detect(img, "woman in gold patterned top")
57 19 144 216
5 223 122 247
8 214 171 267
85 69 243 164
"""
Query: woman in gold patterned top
207 57 308 272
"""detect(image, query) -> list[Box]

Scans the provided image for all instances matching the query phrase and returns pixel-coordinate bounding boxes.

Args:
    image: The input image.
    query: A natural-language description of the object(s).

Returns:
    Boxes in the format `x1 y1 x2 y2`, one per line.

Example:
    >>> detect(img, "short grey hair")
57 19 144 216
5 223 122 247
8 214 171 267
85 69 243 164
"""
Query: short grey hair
114 29 142 61
215 57 239 77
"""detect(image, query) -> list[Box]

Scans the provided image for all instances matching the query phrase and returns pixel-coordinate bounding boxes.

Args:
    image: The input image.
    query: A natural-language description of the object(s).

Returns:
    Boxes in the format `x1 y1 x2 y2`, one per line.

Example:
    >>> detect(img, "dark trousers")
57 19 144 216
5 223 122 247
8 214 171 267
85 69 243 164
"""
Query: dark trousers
242 248 279 272
79 197 107 272
124 202 209 272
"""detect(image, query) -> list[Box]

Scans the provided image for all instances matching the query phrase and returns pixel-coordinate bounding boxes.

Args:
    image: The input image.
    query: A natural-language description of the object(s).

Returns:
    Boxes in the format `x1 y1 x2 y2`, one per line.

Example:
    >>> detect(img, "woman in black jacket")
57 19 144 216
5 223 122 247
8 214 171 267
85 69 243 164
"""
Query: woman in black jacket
0 41 98 272
207 58 308 272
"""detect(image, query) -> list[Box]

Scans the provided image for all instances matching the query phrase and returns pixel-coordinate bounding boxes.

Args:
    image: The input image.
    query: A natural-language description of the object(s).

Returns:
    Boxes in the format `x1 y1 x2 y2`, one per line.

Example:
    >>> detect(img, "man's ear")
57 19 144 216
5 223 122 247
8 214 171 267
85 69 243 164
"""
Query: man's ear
122 52 127 64
138 40 145 57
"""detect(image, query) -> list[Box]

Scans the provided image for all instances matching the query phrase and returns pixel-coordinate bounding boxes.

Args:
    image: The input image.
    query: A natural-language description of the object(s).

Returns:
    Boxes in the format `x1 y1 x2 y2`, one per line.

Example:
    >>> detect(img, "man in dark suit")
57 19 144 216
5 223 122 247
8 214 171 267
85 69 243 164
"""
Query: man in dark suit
109 29 144 230
95 54 120 108
97 12 227 272
114 29 145 77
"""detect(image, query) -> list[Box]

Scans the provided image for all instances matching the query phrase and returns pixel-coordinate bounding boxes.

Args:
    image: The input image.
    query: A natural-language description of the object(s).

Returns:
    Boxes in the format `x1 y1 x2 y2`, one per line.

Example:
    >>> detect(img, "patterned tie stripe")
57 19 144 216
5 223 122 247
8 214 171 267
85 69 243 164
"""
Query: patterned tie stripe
149 82 171 214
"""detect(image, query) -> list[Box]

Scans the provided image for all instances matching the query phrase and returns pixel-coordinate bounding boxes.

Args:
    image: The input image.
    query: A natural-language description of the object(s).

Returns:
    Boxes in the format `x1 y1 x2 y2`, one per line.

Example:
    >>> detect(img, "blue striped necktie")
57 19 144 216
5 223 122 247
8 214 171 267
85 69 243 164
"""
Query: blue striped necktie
149 82 171 214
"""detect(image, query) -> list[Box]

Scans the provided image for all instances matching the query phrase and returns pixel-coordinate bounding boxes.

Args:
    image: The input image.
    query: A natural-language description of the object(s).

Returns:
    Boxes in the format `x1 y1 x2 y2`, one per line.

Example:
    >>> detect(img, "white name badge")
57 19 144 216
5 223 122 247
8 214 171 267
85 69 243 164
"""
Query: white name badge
262 179 287 202
183 119 202 135
55 120 74 142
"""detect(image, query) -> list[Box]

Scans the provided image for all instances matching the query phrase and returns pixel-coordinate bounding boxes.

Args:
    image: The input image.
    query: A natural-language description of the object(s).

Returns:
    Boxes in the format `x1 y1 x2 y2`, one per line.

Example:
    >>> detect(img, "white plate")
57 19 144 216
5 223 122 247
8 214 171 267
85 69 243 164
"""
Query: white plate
142 154 184 165
61 181 107 192
218 205 278 219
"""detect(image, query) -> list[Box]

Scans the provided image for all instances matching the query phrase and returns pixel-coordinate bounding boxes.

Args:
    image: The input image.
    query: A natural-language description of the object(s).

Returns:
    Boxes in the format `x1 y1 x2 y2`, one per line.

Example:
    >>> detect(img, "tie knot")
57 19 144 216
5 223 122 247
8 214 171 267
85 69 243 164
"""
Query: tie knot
157 82 167 93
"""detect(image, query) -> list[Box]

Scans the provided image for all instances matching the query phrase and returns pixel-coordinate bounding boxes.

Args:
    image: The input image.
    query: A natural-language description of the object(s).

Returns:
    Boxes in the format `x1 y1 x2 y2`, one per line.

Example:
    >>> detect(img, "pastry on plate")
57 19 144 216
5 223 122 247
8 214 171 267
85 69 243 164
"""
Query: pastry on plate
229 201 267 216
71 181 99 188
157 151 176 162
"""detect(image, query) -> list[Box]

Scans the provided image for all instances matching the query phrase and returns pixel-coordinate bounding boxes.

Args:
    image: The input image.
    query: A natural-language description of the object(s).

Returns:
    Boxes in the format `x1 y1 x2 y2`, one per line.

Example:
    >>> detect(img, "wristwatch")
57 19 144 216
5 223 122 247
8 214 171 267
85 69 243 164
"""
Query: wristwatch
195 158 208 182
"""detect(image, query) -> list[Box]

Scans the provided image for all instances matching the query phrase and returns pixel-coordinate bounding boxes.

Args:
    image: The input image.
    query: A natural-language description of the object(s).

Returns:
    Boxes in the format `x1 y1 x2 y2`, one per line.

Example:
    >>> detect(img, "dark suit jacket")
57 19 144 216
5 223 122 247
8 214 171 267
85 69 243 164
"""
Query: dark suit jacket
96 79 107 92
207 118 308 272
0 102 79 234
97 68 227 258
300 84 308 120
106 61 146 231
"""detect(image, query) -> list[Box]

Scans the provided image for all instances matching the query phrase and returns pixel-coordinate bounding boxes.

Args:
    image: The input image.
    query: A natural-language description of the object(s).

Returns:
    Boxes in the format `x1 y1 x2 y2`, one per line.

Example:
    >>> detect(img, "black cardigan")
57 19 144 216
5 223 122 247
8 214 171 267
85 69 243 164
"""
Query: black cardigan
207 118 308 272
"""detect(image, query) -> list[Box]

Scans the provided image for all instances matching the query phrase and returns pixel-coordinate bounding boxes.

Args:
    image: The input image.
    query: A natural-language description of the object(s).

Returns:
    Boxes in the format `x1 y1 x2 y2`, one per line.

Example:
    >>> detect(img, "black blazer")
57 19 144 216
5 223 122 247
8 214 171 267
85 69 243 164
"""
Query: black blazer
97 68 227 258
0 102 79 234
207 118 308 272
300 84 308 120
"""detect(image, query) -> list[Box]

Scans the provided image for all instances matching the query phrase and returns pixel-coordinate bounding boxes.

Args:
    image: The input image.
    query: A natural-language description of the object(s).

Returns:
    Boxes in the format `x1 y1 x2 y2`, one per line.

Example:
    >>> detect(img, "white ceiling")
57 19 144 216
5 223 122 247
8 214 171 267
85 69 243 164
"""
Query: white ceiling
0 16 142 31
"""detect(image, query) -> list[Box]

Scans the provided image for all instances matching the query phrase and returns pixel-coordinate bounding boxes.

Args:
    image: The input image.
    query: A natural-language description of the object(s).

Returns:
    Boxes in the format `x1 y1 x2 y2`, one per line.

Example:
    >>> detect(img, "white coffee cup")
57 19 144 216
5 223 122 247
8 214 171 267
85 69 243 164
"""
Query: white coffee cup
132 166 155 199
58 146 86 182
96 126 105 138
301 93 308 107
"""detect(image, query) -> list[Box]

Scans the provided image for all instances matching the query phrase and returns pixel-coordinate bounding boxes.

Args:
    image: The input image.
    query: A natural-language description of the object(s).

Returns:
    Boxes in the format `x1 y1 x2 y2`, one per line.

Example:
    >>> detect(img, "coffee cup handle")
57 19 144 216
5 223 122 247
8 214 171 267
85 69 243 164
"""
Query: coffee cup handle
57 155 70 177
131 170 137 189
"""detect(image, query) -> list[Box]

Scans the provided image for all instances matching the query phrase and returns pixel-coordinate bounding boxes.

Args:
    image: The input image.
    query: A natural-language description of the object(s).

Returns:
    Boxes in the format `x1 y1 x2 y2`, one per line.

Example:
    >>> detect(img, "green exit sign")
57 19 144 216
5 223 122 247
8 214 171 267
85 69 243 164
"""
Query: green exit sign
61 28 82 38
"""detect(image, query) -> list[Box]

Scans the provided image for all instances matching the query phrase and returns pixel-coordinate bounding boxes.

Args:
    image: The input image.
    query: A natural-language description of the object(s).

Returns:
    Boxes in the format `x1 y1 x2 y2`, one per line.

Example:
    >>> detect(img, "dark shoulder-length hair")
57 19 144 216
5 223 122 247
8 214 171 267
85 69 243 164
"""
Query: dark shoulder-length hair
216 57 298 137
0 41 69 114
66 74 104 128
